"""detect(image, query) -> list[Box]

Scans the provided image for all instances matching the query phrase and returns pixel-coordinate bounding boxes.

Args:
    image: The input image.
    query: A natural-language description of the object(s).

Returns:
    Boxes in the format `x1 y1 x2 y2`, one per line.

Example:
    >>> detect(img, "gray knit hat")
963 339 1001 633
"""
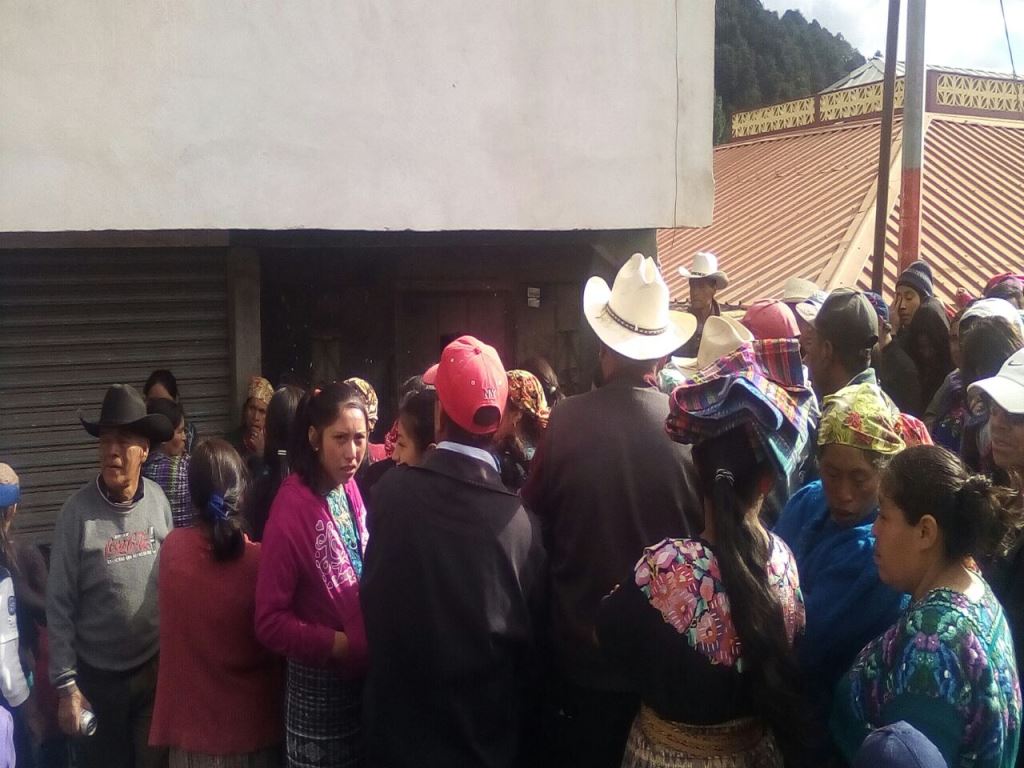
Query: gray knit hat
895 260 934 300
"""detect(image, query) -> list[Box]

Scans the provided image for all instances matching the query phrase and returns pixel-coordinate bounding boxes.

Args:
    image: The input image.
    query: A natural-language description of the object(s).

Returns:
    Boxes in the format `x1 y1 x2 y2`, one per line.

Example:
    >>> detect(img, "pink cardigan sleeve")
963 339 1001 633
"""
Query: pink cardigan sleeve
254 486 336 666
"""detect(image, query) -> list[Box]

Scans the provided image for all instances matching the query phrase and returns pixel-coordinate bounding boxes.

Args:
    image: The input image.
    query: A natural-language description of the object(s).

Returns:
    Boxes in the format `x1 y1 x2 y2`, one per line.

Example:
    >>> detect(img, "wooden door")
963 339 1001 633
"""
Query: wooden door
396 289 512 384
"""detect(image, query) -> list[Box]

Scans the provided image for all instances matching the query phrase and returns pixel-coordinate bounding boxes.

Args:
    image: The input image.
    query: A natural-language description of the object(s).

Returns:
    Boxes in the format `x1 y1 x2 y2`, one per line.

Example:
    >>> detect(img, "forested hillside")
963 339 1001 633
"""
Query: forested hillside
715 0 866 142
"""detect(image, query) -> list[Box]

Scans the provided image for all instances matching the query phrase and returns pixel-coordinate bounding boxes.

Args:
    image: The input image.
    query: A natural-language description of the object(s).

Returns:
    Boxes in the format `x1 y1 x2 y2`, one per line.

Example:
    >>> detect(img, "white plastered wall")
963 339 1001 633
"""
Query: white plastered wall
0 1 713 232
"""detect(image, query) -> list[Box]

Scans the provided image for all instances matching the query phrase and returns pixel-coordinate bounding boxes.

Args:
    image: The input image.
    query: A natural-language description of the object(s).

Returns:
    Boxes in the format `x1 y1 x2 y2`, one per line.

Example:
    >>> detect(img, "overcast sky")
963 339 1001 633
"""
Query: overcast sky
760 0 1024 72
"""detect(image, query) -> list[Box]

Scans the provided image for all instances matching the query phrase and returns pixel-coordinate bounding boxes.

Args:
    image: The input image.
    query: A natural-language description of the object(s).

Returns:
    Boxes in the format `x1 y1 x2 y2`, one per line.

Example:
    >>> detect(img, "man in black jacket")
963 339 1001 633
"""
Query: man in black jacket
361 335 546 768
522 253 703 768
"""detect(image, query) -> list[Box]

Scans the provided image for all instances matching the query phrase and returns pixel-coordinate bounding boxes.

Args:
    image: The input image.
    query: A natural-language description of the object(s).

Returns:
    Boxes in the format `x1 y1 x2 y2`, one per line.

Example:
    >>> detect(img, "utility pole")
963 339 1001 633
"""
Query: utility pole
871 0 901 294
898 0 927 274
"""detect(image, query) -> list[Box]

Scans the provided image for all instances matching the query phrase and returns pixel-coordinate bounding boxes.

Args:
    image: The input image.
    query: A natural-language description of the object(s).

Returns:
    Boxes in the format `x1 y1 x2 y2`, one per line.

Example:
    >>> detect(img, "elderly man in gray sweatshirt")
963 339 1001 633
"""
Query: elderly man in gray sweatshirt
47 384 174 768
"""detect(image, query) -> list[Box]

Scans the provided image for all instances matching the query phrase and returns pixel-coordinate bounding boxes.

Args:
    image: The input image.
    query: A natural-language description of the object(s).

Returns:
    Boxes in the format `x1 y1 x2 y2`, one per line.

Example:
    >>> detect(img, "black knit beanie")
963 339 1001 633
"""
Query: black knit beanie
895 260 934 300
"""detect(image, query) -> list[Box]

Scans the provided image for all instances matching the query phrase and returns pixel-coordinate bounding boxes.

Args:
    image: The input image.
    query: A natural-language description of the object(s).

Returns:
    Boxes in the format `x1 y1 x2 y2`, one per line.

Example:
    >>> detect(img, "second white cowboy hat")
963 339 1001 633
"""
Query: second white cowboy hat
673 316 754 372
781 277 820 305
678 251 729 290
584 253 697 361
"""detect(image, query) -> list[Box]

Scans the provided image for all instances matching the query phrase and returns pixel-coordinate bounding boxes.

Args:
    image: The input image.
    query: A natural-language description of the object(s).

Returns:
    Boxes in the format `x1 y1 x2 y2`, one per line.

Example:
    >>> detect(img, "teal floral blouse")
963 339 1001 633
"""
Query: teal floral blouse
325 486 363 580
831 580 1022 767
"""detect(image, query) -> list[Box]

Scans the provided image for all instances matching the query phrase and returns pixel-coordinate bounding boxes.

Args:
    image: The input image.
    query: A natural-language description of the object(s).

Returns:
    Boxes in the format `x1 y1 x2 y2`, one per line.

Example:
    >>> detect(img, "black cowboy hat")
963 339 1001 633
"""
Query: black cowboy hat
80 384 174 443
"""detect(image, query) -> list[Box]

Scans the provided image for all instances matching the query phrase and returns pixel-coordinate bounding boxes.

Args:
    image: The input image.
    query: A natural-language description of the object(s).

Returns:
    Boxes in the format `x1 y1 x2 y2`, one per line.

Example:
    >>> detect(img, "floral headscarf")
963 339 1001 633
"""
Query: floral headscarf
247 376 274 406
506 370 550 429
818 382 906 455
345 377 379 422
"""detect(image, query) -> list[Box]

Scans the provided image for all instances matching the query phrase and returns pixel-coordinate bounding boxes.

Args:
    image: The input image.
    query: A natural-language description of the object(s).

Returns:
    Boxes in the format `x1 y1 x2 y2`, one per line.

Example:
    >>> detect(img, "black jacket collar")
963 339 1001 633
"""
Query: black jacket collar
415 447 516 497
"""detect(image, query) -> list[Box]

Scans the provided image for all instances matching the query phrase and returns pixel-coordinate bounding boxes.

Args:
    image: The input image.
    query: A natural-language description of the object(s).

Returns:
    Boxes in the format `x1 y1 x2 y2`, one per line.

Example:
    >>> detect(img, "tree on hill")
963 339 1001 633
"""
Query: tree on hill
714 0 865 143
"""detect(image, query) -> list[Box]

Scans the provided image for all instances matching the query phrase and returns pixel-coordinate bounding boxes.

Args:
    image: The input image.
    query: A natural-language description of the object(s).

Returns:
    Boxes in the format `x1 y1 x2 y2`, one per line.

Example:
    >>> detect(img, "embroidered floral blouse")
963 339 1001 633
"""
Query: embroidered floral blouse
831 580 1022 768
597 534 805 725
325 485 363 580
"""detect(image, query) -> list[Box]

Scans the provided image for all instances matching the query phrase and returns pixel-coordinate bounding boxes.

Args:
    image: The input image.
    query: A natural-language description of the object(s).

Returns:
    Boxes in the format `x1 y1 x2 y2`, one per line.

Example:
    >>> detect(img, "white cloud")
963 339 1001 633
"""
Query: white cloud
759 0 1024 72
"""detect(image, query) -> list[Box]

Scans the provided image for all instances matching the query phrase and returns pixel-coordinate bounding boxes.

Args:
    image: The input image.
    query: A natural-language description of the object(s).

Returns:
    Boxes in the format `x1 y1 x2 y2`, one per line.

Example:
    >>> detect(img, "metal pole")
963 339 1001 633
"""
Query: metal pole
898 0 927 274
871 0 901 294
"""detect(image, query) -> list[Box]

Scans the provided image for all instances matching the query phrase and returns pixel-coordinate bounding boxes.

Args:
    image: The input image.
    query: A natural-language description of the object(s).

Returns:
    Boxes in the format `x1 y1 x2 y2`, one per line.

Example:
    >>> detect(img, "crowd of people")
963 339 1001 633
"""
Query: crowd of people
1 253 1023 768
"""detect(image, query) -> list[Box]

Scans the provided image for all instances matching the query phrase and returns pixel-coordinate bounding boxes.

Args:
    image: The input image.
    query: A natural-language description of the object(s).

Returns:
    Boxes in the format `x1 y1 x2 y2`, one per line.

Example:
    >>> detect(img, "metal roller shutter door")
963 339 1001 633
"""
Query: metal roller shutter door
0 249 232 544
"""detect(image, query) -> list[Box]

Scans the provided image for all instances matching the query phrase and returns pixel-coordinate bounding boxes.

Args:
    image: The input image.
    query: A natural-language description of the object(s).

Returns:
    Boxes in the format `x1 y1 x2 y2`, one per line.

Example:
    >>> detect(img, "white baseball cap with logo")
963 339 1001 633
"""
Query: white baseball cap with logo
969 348 1024 414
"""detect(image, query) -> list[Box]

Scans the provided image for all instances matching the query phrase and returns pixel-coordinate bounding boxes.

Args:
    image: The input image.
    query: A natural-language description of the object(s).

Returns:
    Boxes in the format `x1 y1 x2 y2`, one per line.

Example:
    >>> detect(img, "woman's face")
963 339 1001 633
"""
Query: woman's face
494 405 523 443
819 444 882 528
392 418 424 467
873 487 928 593
896 286 922 329
990 401 1024 472
311 406 368 487
244 397 268 430
163 419 187 457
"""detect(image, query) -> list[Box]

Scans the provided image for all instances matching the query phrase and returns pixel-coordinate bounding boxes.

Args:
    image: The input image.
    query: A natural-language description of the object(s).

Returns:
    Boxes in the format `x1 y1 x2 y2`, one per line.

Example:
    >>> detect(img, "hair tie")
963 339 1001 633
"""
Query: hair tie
956 475 991 507
0 484 19 508
205 493 230 522
715 469 736 485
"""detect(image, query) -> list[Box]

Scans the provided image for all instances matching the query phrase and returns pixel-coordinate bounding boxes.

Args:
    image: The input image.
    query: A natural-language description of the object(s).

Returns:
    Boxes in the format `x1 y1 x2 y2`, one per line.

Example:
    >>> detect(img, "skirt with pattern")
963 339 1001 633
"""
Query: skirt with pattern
285 661 363 768
169 747 282 768
621 706 783 768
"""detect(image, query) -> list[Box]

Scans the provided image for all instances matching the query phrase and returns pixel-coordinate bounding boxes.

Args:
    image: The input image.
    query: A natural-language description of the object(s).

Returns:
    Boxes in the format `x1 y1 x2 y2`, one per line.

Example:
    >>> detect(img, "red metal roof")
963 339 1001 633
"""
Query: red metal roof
661 116 1024 308
660 120 897 305
854 118 1024 302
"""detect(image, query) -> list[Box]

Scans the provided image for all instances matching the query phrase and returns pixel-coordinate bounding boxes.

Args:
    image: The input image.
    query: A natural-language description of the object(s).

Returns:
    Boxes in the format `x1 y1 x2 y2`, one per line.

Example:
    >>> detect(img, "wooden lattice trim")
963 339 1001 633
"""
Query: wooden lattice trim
731 97 816 138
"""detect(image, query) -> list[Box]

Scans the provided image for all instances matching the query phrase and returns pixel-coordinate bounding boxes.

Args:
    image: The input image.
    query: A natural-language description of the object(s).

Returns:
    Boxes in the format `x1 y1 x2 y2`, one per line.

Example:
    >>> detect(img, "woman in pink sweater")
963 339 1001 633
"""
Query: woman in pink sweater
255 382 370 768
150 438 284 767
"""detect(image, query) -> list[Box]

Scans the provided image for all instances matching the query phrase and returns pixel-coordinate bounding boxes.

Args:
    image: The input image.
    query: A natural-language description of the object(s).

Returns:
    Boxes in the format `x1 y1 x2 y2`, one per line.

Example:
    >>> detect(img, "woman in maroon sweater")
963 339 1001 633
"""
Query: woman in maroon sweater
149 439 283 767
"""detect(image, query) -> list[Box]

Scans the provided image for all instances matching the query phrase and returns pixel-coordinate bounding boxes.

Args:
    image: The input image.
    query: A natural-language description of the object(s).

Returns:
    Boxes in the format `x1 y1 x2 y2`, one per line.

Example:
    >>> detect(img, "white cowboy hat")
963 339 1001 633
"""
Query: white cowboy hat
672 316 754 372
678 251 729 290
781 277 820 304
584 253 697 361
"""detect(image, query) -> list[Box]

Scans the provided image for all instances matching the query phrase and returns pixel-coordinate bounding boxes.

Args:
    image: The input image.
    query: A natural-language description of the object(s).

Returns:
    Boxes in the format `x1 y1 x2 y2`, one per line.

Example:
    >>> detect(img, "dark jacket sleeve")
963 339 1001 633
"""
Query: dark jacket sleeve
13 543 48 628
880 337 923 416
595 578 647 681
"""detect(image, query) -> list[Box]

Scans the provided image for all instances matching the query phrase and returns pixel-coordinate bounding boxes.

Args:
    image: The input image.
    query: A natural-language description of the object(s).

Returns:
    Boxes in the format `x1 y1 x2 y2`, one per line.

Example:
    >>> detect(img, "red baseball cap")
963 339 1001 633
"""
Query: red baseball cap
741 299 800 340
423 336 507 434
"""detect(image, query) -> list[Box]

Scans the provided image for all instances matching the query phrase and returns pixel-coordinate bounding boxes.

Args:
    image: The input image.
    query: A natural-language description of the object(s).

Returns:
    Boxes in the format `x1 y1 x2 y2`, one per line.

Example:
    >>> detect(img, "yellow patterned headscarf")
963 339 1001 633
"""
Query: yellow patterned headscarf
345 377 379 422
247 376 274 406
506 370 550 429
818 382 905 455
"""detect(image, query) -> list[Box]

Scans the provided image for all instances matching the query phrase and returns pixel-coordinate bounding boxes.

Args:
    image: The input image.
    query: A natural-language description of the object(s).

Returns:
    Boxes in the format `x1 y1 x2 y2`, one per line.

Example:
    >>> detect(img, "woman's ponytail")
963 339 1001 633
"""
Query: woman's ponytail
692 427 808 766
955 474 1023 561
188 439 248 562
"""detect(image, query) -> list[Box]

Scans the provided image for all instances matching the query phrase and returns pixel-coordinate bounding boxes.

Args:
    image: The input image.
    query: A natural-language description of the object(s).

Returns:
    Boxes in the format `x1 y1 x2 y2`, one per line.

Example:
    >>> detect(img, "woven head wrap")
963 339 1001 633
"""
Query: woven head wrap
817 382 906 455
666 339 817 483
344 378 379 422
506 370 551 429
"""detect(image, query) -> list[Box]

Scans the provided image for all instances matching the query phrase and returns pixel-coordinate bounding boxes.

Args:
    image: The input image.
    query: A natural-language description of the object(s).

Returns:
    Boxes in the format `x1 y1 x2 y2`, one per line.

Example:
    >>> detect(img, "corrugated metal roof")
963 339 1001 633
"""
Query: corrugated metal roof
659 120 897 305
855 117 1024 301
822 57 905 93
822 58 1013 94
660 115 1024 309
